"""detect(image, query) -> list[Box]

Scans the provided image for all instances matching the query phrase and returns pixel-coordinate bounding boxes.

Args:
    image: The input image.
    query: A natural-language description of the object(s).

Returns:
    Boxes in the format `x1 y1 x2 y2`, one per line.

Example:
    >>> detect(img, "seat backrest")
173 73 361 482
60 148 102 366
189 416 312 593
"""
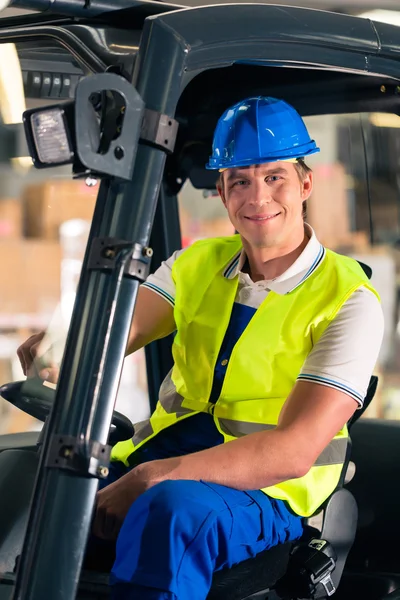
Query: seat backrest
347 261 375 428
338 254 376 485
334 375 378 491
348 375 378 430
357 260 373 280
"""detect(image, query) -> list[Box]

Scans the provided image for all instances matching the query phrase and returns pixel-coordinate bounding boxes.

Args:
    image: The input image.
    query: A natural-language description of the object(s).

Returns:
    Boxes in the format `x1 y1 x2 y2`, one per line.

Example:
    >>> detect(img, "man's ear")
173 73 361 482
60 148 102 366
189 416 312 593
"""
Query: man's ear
301 171 313 201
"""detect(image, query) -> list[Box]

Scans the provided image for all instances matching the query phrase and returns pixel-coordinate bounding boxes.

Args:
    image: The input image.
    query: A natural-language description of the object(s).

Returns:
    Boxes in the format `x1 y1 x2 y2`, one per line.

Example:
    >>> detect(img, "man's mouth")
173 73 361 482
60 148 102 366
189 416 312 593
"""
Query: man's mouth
245 212 281 221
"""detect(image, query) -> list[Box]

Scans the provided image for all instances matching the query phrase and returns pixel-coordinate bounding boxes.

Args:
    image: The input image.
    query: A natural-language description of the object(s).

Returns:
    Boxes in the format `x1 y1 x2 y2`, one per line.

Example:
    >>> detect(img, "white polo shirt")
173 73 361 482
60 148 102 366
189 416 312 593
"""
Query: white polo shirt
143 226 384 407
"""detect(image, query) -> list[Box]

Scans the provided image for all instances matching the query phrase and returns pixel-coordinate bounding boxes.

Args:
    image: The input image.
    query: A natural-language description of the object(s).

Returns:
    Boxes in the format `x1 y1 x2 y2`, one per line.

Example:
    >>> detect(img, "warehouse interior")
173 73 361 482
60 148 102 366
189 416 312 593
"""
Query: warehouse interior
1 3 400 435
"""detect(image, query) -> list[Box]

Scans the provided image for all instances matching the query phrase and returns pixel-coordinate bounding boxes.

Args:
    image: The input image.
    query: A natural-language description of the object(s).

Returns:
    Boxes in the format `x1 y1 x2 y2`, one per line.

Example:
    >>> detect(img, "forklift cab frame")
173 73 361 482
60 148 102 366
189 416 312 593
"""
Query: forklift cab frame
0 2 400 599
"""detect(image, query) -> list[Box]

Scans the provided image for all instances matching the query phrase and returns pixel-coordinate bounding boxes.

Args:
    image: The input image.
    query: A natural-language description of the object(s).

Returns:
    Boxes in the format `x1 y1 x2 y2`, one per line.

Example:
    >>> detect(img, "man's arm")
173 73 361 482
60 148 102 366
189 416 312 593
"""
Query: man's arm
93 381 358 538
125 285 176 355
18 246 180 381
138 380 357 490
17 286 175 381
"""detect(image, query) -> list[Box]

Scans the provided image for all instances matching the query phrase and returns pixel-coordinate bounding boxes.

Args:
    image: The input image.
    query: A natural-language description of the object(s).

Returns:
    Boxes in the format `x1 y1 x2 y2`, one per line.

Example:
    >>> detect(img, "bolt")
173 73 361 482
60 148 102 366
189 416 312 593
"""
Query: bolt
97 466 109 478
89 92 102 109
62 447 72 458
121 106 126 114
380 85 387 93
85 176 98 187
142 247 153 258
104 247 116 259
114 146 124 160
396 86 400 94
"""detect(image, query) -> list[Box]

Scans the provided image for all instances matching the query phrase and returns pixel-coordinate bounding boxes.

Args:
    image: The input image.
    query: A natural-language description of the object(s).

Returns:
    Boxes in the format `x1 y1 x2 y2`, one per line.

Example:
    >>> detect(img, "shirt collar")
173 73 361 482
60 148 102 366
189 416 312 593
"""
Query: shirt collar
223 224 326 295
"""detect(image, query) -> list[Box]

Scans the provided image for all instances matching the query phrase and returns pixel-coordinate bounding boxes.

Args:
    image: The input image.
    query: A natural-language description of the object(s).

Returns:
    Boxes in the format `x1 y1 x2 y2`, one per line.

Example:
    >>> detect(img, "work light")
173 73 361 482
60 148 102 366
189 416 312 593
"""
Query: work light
30 107 73 165
24 102 75 169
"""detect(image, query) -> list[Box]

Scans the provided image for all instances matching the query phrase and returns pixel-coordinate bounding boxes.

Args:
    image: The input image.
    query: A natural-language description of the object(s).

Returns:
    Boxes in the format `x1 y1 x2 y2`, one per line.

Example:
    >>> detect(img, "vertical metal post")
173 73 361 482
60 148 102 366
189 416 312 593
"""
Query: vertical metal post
12 15 187 600
145 184 182 412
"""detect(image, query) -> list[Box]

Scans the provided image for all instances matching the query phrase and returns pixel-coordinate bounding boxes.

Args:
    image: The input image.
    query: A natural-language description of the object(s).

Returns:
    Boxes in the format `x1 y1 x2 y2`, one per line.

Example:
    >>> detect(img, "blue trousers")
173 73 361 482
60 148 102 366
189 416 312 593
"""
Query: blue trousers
96 464 303 600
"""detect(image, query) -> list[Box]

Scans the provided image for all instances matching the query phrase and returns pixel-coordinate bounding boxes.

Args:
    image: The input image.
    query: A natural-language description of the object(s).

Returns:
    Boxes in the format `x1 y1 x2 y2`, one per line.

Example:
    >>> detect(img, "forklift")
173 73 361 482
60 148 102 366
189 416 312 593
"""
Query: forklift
0 1 400 599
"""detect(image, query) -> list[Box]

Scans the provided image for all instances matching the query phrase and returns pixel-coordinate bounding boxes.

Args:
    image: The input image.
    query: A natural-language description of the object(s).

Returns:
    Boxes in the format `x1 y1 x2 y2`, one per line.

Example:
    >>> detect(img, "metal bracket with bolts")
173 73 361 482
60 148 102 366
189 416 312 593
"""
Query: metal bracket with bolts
46 434 111 479
88 237 153 282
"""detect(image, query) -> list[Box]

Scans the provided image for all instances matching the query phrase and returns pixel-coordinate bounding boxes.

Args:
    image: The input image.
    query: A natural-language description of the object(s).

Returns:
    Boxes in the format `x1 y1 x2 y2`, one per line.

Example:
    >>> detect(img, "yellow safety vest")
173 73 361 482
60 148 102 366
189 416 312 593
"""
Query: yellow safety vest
112 235 379 516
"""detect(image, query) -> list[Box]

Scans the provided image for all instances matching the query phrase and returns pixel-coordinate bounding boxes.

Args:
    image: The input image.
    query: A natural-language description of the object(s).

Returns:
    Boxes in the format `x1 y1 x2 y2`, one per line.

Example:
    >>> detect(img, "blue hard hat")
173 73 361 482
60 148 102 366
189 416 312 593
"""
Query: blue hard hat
206 96 320 170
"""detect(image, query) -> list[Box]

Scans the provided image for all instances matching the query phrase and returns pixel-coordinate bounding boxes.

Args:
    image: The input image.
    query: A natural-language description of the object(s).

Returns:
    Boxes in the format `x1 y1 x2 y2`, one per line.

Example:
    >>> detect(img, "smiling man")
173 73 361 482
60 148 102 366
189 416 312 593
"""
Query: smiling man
18 97 384 600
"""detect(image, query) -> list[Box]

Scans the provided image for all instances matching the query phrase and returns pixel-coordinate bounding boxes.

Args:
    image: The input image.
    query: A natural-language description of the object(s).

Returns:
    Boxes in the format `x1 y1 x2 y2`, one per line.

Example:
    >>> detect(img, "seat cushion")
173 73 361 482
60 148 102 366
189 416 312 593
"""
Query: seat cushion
82 539 293 599
207 542 293 599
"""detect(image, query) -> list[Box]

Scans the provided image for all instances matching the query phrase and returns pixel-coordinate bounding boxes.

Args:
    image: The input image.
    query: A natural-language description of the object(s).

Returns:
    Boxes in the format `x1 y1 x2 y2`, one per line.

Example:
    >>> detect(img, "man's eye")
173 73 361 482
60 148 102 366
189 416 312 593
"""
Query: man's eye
268 176 281 182
232 180 247 187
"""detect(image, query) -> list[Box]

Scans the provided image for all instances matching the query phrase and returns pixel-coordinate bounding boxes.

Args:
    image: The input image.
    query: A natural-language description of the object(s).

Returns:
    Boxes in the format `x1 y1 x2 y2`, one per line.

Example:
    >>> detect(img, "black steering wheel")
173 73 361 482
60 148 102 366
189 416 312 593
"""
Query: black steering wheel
0 378 134 446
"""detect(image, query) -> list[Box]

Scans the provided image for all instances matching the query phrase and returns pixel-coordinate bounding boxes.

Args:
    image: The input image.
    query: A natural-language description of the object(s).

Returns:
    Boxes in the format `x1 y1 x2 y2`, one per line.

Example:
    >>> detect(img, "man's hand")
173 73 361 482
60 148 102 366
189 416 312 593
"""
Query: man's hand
93 474 143 541
92 461 172 541
17 331 60 383
16 285 175 383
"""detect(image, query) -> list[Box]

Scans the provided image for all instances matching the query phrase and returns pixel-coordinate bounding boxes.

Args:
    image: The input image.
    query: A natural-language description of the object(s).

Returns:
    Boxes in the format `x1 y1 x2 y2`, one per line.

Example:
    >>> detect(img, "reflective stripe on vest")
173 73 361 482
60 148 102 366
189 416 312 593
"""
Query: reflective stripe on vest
111 235 379 516
127 372 348 467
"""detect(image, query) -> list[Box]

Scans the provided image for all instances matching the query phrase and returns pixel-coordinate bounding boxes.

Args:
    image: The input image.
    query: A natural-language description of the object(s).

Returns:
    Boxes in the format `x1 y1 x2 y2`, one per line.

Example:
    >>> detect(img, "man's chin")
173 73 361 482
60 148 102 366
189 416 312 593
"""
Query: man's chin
240 233 280 250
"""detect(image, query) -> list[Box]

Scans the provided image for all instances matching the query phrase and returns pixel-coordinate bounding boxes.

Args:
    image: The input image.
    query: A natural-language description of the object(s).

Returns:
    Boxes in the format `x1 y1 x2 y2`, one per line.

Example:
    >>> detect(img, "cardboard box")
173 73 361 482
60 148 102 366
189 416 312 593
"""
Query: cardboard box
307 163 351 249
0 239 61 315
0 198 22 238
23 180 97 240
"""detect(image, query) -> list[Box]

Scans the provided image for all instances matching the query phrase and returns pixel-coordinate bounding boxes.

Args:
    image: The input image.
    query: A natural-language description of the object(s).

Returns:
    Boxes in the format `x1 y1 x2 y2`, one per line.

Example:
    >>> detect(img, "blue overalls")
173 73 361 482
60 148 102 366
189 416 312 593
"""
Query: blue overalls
96 302 303 599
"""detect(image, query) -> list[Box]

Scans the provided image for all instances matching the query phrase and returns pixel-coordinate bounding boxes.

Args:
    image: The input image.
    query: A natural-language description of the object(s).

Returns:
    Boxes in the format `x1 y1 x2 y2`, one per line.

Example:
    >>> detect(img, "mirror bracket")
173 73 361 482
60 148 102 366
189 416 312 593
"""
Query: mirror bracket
75 72 145 180
141 107 179 153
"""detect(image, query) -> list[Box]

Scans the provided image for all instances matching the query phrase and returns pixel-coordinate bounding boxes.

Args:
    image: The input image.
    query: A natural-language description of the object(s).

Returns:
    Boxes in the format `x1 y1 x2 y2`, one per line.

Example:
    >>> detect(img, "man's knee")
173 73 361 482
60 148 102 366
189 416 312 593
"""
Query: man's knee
129 479 216 519
118 479 223 551
115 480 221 579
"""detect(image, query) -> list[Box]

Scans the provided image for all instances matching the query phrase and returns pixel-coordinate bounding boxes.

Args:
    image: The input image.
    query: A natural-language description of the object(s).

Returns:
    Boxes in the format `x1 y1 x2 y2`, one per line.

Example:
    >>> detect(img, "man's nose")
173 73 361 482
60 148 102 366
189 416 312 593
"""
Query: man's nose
249 181 272 205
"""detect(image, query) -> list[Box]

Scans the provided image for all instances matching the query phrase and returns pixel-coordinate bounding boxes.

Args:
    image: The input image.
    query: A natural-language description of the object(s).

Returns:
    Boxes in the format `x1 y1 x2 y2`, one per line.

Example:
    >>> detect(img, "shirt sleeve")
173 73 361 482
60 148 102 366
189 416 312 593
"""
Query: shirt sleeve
298 287 384 407
141 248 186 307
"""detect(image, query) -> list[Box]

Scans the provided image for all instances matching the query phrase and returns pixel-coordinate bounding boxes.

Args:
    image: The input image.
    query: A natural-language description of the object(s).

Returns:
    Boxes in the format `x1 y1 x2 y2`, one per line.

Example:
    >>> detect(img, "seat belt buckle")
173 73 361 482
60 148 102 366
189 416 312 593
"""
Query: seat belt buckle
318 571 336 597
307 539 337 598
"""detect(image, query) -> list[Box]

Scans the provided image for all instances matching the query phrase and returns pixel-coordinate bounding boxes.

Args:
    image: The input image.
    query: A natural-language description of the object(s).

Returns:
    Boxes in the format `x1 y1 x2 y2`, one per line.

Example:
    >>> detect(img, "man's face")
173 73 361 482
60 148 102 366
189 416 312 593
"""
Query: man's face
218 162 313 249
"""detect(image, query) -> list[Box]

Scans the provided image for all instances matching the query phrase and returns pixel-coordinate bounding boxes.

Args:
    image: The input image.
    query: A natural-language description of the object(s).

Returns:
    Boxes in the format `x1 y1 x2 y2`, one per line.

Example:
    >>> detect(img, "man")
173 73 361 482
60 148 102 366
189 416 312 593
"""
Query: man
18 96 384 600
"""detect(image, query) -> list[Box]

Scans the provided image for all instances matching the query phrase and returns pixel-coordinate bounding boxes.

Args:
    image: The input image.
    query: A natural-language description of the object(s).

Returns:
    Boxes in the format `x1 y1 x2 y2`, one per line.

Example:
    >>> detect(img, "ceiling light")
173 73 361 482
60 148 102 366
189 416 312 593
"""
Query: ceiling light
369 113 400 128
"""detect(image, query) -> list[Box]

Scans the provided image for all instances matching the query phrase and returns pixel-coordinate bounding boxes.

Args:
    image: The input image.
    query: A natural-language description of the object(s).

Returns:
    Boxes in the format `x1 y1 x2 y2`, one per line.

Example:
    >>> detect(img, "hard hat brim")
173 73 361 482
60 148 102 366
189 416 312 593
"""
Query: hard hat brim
206 146 320 171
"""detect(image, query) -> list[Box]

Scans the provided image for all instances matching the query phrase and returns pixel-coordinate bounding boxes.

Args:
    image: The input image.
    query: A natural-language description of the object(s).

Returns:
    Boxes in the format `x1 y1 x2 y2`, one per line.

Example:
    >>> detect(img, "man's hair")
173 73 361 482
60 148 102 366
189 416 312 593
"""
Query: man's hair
294 159 312 183
217 159 312 220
